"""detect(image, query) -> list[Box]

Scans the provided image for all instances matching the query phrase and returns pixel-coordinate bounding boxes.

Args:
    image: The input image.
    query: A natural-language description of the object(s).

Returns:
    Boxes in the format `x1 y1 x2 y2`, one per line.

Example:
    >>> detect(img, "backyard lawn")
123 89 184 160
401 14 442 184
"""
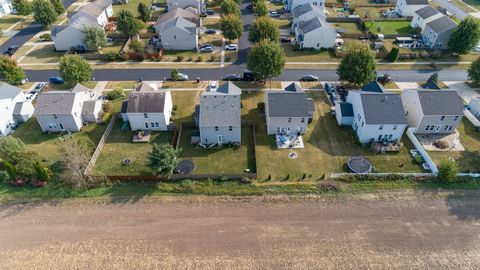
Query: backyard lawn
365 21 414 35
282 44 334 62
202 18 221 29
241 91 423 181
331 22 364 34
113 0 154 16
428 120 480 173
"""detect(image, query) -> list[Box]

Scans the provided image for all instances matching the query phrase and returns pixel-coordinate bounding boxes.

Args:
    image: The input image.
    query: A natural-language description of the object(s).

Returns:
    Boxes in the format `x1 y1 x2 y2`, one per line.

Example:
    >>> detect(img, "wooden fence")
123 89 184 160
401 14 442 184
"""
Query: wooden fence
84 113 118 176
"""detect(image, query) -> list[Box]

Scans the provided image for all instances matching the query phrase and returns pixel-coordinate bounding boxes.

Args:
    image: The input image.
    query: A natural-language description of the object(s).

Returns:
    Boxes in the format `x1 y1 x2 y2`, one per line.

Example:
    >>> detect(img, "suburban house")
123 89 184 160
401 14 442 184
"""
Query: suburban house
34 84 102 133
51 17 101 51
0 0 12 17
265 83 315 135
394 0 428 17
291 2 326 33
295 16 337 49
69 0 113 27
468 97 480 118
154 7 200 34
154 12 198 50
166 0 203 14
402 89 464 134
286 0 324 12
421 15 457 49
410 5 443 30
121 84 173 131
0 83 34 136
198 82 241 145
336 91 408 143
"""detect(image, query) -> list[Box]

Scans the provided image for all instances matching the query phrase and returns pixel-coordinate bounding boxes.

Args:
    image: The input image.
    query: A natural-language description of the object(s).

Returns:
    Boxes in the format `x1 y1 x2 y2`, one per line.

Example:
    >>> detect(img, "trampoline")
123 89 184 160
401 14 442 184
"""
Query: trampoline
347 156 372 174
175 160 196 174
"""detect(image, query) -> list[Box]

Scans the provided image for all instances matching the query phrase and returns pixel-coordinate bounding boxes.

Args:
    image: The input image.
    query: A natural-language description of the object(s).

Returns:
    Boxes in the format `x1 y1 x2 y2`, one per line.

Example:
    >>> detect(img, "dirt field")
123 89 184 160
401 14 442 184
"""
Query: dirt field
1 192 480 269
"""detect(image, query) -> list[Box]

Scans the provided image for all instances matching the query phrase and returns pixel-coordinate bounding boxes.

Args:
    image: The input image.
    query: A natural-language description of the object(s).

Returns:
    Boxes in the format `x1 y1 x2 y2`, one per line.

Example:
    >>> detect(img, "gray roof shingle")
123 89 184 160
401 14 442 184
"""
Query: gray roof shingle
127 91 167 113
426 16 457 33
199 83 241 126
415 5 441 19
81 100 98 115
157 16 197 35
267 92 311 118
360 93 407 125
417 90 464 115
292 2 325 19
284 83 303 93
405 0 428 5
34 83 91 115
0 83 22 100
155 7 199 28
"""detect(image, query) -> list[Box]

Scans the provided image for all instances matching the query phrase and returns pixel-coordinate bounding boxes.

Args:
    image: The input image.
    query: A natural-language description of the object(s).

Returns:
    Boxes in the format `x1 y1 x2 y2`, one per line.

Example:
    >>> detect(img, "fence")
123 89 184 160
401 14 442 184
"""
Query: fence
406 128 438 174
84 113 118 176
464 108 480 128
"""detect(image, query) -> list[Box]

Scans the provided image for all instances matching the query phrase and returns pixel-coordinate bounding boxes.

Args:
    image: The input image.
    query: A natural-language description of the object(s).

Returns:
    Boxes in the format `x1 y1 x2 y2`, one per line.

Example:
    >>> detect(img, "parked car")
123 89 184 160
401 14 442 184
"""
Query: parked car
247 3 254 9
206 9 214 15
269 11 280 17
178 73 189 81
200 46 214 52
3 45 18 56
30 83 46 93
324 83 334 94
49 77 64 84
200 43 213 49
205 29 217 34
222 74 242 81
98 95 107 101
243 70 258 81
280 36 291 43
301 75 318 81
225 44 238 51
208 81 218 91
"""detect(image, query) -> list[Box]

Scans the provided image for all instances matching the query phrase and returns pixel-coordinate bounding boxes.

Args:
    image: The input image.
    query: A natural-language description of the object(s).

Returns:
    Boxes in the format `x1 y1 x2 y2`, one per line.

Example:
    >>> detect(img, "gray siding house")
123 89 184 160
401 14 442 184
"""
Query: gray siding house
198 82 241 145
265 83 315 135
422 15 457 49
155 12 198 50
402 89 464 134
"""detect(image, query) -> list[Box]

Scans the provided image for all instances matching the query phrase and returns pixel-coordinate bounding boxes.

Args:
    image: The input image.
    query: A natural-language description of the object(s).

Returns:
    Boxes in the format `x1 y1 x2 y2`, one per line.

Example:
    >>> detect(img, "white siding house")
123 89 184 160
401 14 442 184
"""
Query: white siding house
291 2 326 33
295 16 336 49
0 0 12 17
410 5 443 30
287 0 324 12
155 16 198 50
421 15 457 49
167 0 203 14
124 87 173 131
154 7 199 33
337 91 408 144
0 83 33 136
402 89 464 134
51 18 101 51
468 97 480 118
34 84 101 133
69 0 113 27
394 0 428 17
198 82 241 145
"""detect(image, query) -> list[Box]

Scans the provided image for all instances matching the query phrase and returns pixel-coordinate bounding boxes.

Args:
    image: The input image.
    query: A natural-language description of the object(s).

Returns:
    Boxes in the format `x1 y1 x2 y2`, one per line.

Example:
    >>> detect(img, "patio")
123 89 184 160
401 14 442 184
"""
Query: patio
276 134 304 149
417 131 465 151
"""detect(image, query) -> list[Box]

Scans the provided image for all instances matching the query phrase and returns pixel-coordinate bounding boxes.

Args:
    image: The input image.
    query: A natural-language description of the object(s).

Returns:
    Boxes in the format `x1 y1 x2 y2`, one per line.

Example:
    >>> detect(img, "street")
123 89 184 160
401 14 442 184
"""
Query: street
0 193 479 269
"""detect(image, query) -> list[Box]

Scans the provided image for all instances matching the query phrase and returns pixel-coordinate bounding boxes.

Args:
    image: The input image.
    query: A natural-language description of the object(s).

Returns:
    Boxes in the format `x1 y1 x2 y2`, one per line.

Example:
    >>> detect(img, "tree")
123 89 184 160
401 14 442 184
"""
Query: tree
59 138 92 189
117 10 143 37
448 17 480 55
128 39 145 52
34 161 51 182
220 0 240 16
32 0 58 26
254 1 268 17
468 56 480 85
387 46 399 62
148 143 180 178
438 160 458 183
51 0 65 15
137 2 150 22
171 68 180 81
59 54 92 84
336 42 376 86
247 39 285 80
3 162 16 181
12 0 32 16
0 136 26 164
15 151 39 181
248 16 280 44
220 14 243 41
0 56 26 85
82 26 107 50
428 72 439 82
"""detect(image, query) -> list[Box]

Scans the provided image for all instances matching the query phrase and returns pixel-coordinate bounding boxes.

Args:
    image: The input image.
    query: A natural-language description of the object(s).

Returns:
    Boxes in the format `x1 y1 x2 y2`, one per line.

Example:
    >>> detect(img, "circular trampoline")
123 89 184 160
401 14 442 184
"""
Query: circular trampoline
176 160 196 174
347 156 372 174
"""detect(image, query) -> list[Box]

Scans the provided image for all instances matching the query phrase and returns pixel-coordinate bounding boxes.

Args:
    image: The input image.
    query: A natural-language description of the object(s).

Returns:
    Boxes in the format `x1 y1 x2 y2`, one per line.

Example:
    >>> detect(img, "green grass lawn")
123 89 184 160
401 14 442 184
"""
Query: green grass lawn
177 127 255 174
100 41 125 54
161 81 207 89
242 91 423 181
282 44 334 62
331 22 364 34
19 44 65 64
0 15 23 31
365 21 414 35
273 18 291 29
428 120 480 173
113 0 154 17
13 118 107 163
106 81 138 90
202 18 221 29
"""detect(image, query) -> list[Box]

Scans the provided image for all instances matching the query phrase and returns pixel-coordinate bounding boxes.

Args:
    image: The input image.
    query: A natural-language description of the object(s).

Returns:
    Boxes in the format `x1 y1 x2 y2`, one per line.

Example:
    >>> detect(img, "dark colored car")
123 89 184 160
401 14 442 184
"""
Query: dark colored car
243 70 258 81
223 74 242 81
206 9 214 15
3 45 18 56
301 75 319 81
247 4 254 9
49 77 64 84
280 36 291 43
204 29 216 34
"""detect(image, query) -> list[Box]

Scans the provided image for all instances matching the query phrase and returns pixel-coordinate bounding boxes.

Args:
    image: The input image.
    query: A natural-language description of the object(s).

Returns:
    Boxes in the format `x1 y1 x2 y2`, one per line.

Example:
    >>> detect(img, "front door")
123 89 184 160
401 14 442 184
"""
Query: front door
217 135 224 144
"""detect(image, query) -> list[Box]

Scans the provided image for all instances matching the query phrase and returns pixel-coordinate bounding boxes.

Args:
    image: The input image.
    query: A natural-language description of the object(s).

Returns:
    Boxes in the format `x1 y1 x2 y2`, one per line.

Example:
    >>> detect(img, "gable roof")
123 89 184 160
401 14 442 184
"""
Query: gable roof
51 25 69 37
157 16 197 35
135 83 156 92
405 0 428 5
416 90 464 115
81 100 98 115
0 82 22 100
155 7 199 28
92 0 112 10
359 92 407 125
199 87 241 127
52 17 100 37
204 82 242 95
34 84 91 115
298 16 328 34
361 81 385 93
422 78 441 90
267 92 311 118
292 2 325 19
426 15 457 33
284 83 303 93
415 5 441 19
339 102 354 117
127 91 168 113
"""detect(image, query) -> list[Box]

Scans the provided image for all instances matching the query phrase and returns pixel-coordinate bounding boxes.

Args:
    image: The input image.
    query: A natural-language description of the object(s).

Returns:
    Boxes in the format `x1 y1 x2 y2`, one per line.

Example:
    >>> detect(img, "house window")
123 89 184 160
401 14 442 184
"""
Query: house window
444 125 449 130
393 125 398 130
276 127 280 133
448 125 453 131
145 123 148 128
144 113 148 118
151 122 155 128
406 111 409 116
301 118 305 123
454 116 459 121
155 122 159 128
425 125 430 131
53 114 57 119
316 43 320 47
288 118 292 123
440 116 445 121
174 35 176 39
430 126 434 131
229 126 232 131
388 134 393 140
379 125 384 130
215 126 219 131
361 121 364 127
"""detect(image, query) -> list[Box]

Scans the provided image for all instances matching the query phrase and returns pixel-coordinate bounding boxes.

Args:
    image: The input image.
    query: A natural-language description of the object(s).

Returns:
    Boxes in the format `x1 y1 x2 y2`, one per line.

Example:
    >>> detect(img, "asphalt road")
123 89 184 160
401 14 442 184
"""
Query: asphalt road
0 0 76 52
0 194 480 269
433 0 470 20
236 0 253 64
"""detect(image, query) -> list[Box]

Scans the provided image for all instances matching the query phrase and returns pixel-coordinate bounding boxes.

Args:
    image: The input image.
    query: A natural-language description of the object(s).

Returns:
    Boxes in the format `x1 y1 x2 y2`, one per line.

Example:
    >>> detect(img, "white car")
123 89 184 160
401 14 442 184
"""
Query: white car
225 44 238 51
178 73 189 81
208 81 218 91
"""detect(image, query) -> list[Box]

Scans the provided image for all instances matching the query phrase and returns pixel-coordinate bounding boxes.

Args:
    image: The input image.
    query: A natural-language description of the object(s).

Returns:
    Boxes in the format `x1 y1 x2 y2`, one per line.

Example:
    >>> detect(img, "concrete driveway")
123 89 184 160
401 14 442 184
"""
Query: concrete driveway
444 81 480 102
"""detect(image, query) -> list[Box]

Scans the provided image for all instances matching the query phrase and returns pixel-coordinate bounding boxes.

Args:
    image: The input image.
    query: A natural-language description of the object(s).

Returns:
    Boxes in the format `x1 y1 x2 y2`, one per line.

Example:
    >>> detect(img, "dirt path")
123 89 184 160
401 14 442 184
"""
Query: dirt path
0 193 480 269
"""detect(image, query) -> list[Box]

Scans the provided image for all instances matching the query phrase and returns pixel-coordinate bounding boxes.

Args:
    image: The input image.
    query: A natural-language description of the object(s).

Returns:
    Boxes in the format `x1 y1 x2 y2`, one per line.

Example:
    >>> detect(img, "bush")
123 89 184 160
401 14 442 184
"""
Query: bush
176 55 184 62
0 171 9 183
196 56 204 62
106 88 125 100
257 102 265 111
120 53 130 61
438 160 459 183
39 33 51 41
128 39 144 53
105 51 120 61
136 53 145 61
413 155 424 164
172 105 178 110
102 101 113 113
433 139 449 149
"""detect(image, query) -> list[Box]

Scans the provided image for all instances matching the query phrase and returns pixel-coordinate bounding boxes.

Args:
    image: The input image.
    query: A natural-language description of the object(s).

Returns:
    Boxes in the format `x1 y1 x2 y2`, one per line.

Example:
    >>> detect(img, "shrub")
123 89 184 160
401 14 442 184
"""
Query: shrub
3 162 16 181
196 56 204 62
102 101 113 113
257 102 265 111
209 55 216 62
136 53 145 61
176 55 184 62
172 105 178 110
225 56 231 62
39 33 51 41
387 47 399 62
120 53 130 61
105 51 120 61
106 87 125 100
433 140 449 149
438 160 458 183
128 39 144 53
0 171 9 183
413 155 424 164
